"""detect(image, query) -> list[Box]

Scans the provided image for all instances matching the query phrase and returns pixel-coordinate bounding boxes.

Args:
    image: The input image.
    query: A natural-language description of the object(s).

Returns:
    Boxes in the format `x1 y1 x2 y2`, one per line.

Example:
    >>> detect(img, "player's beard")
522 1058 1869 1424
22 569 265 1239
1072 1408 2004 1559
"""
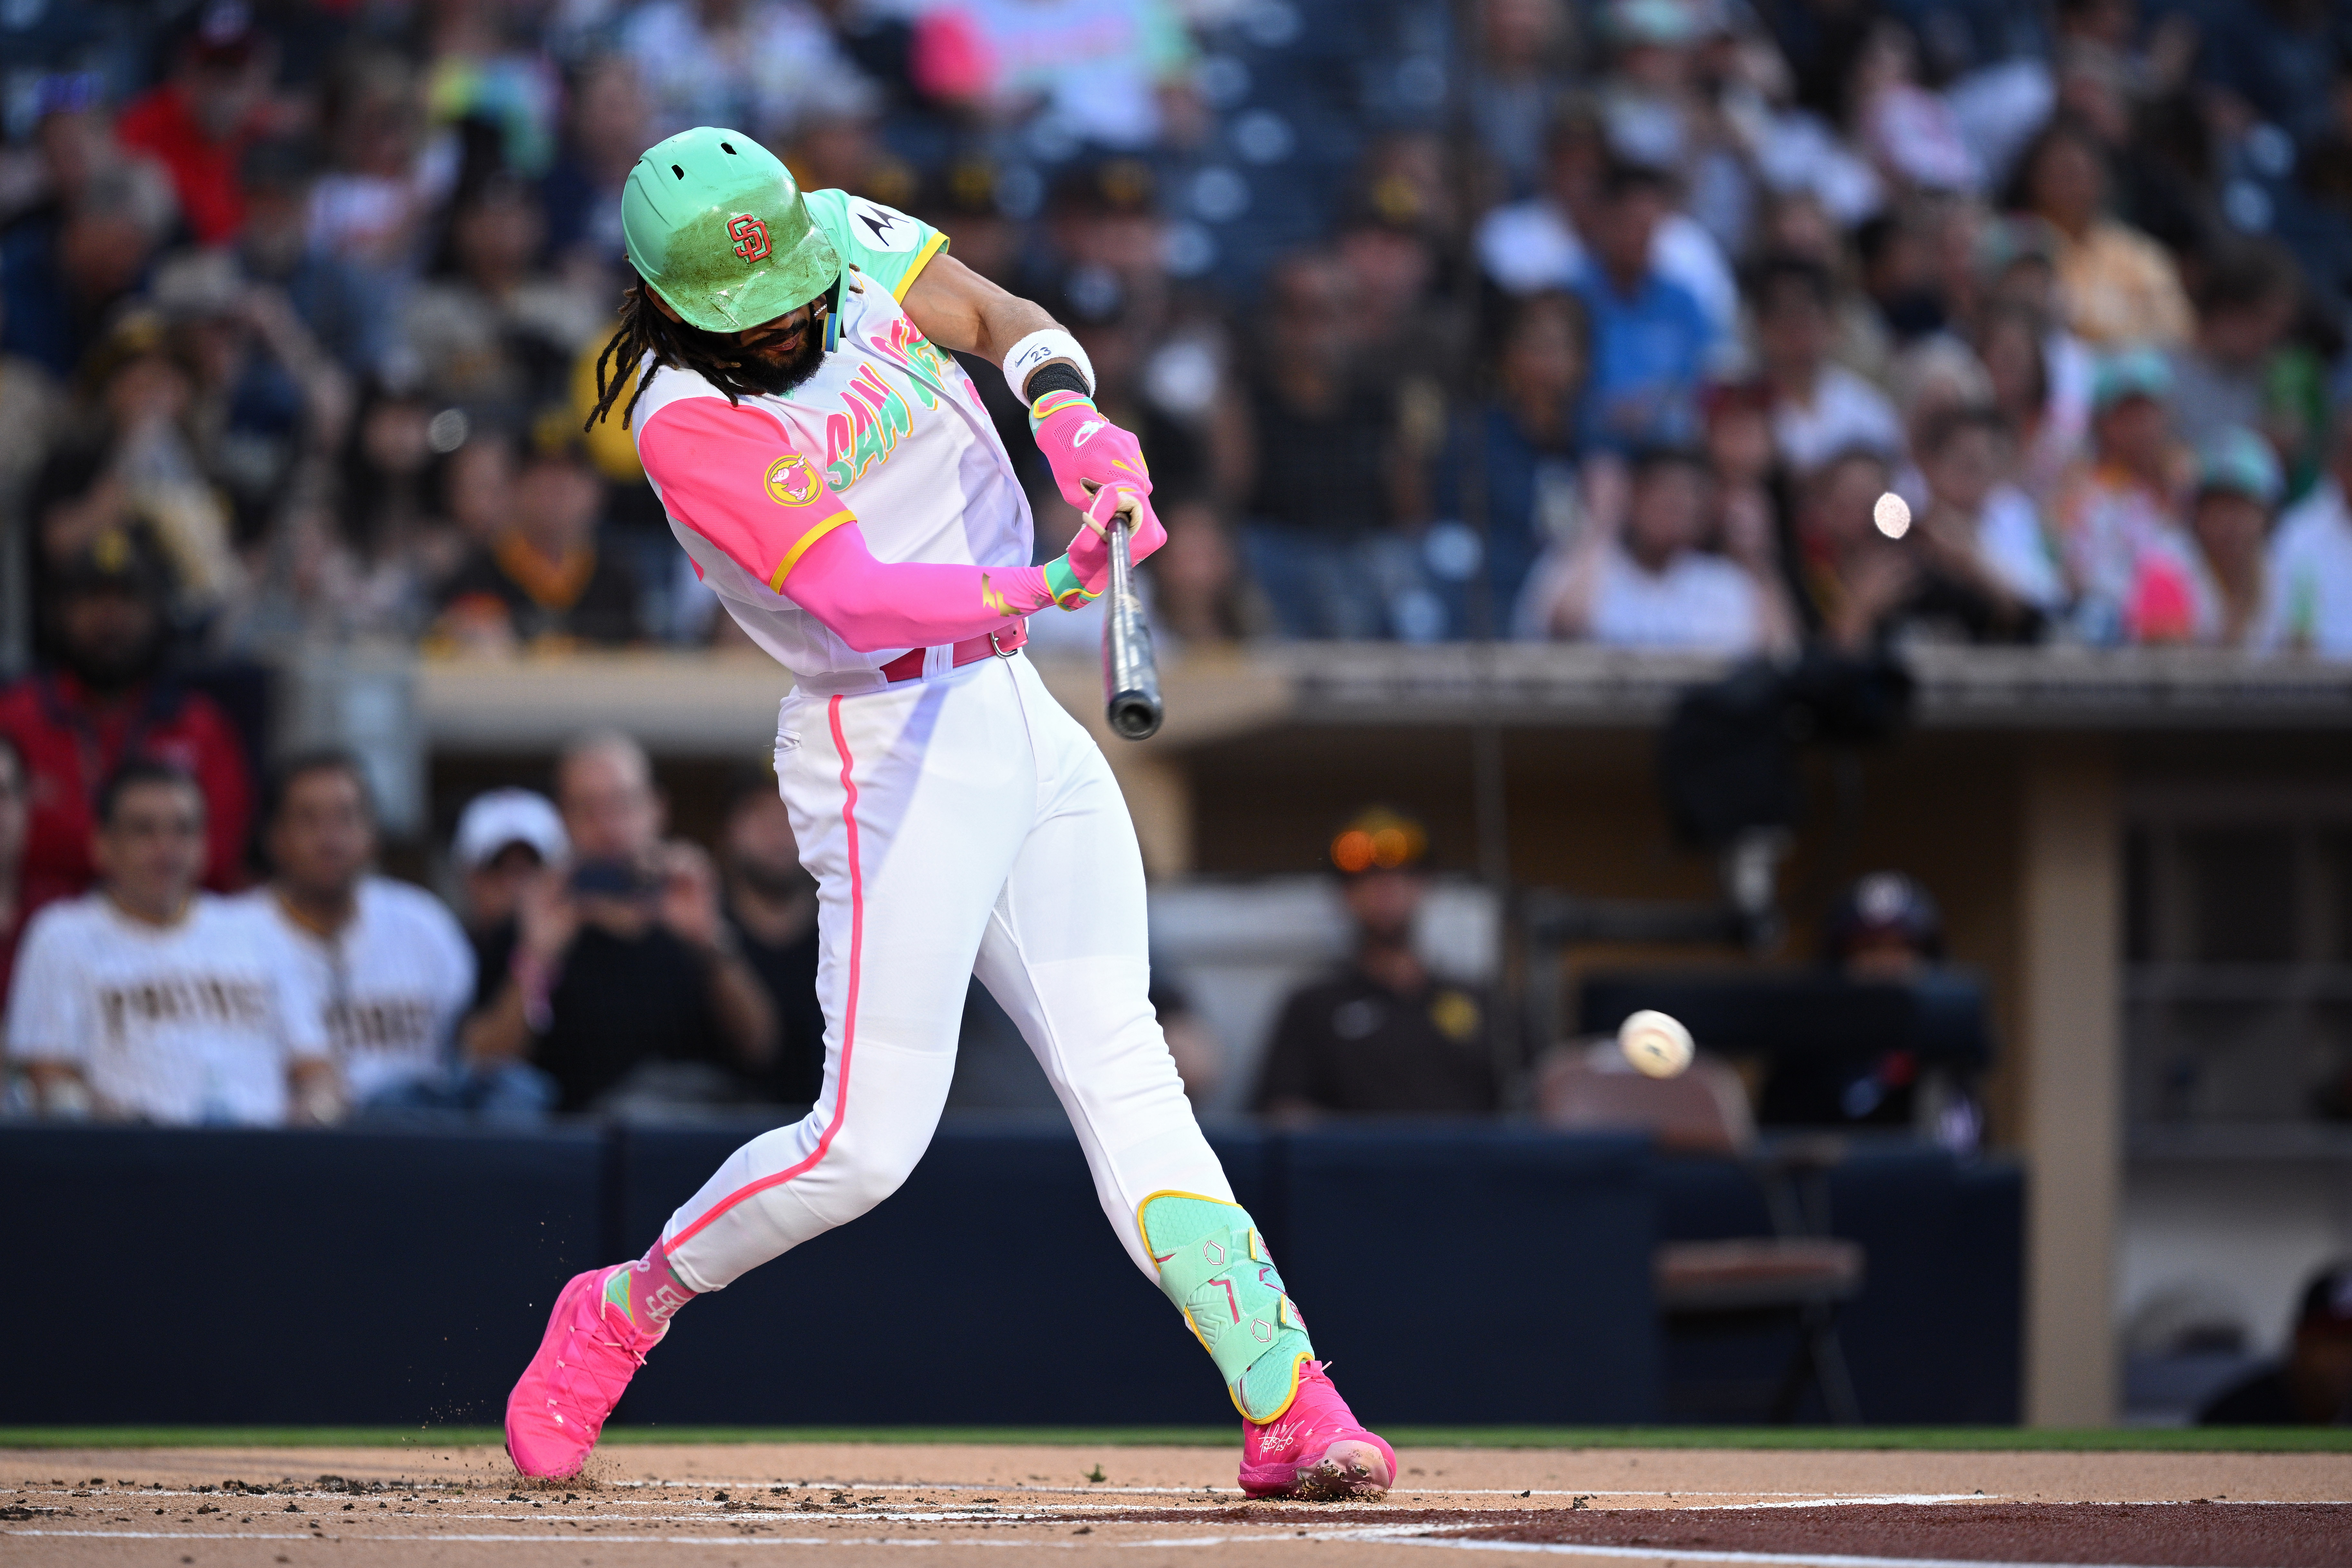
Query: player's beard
733 310 827 397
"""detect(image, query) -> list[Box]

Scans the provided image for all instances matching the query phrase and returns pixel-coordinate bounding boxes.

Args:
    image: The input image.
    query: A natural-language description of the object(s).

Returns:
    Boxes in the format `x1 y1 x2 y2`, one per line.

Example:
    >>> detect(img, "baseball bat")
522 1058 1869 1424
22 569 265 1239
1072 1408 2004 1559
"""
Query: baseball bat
1101 493 1163 741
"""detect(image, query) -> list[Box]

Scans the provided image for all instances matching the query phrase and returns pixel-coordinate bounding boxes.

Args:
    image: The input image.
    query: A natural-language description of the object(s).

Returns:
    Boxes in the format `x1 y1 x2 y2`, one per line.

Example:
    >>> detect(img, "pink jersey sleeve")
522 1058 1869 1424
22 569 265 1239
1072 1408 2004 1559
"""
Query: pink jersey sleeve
638 392 1052 652
781 521 1048 652
637 396 860 589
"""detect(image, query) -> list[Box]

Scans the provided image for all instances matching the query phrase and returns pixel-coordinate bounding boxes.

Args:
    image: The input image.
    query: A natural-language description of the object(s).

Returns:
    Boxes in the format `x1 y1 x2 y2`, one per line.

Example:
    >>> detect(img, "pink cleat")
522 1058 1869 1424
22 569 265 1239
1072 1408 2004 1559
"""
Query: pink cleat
504 1264 667 1479
1236 1361 1396 1500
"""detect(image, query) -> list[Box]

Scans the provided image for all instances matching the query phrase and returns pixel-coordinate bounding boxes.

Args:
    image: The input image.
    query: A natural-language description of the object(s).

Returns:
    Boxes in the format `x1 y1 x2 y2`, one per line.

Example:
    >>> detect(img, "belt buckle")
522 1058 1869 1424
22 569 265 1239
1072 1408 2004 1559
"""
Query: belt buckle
988 629 1016 660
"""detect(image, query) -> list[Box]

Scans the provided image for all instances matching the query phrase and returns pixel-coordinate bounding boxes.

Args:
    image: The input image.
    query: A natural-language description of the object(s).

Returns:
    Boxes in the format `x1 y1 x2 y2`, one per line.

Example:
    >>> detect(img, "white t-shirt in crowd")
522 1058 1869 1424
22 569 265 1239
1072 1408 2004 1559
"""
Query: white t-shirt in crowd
959 0 1190 149
2259 477 2352 657
1476 197 1741 343
4 893 329 1125
1976 485 2069 611
622 0 872 143
1888 474 2068 614
1587 544 1766 654
1750 108 1884 226
242 878 477 1106
1771 365 1904 474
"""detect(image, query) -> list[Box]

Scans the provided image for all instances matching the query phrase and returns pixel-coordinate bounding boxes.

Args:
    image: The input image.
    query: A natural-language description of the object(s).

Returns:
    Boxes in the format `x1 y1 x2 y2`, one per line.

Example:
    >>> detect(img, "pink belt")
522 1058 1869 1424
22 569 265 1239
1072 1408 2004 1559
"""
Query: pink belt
878 621 1026 683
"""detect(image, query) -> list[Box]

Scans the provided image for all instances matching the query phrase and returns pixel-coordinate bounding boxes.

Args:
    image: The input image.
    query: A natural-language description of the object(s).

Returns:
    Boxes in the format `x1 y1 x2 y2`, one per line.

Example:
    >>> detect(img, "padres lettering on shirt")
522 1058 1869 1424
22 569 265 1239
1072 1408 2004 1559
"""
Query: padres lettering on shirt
2 893 329 1125
244 878 477 1106
98 975 272 1038
629 192 1032 682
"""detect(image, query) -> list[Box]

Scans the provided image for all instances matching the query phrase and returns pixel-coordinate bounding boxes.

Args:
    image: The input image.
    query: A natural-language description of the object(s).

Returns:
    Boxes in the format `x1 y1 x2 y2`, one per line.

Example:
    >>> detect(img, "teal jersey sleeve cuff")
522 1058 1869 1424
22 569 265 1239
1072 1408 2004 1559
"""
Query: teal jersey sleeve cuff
1028 388 1096 438
1044 554 1098 610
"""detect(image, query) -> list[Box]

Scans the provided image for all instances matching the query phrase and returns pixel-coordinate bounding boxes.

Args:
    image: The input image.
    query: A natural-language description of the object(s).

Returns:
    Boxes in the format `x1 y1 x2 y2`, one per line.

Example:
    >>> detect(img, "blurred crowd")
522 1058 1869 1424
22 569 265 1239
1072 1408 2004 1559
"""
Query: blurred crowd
0 733 836 1125
3 0 2352 674
0 730 1425 1127
0 733 1968 1132
4 0 2346 1125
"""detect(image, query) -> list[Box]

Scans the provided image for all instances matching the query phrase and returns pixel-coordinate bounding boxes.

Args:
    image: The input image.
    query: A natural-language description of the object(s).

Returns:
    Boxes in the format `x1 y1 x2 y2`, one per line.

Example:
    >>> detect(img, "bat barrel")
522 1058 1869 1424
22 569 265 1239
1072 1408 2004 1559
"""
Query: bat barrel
1102 508 1163 741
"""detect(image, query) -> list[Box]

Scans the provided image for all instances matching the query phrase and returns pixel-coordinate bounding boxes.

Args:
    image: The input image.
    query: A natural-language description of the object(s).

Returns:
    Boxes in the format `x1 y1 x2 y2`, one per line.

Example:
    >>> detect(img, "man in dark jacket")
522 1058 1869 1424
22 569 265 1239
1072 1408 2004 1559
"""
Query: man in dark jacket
1255 808 1499 1118
2201 1263 2352 1425
463 731 773 1112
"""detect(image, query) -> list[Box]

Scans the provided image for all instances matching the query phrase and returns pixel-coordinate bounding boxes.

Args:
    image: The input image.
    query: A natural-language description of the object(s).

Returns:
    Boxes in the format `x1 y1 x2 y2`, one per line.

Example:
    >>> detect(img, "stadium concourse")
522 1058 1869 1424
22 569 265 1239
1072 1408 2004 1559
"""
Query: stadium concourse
2 1437 2348 1567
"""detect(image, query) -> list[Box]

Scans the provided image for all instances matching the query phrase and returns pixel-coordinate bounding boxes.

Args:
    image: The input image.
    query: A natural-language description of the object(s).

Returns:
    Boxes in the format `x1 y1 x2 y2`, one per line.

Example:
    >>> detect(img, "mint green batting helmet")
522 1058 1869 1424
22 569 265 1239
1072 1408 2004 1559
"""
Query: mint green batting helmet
621 127 841 335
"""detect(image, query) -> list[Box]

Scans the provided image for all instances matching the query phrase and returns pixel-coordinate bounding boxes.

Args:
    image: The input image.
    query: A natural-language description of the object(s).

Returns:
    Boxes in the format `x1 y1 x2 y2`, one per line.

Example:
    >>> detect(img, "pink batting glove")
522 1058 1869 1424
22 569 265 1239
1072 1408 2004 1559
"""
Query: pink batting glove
1064 482 1166 596
1030 390 1153 512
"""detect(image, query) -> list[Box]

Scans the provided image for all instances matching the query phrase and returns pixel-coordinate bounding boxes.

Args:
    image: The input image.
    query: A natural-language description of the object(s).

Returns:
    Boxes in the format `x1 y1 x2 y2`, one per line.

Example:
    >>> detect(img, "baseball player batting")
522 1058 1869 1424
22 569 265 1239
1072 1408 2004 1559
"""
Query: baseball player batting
502 127 1393 1500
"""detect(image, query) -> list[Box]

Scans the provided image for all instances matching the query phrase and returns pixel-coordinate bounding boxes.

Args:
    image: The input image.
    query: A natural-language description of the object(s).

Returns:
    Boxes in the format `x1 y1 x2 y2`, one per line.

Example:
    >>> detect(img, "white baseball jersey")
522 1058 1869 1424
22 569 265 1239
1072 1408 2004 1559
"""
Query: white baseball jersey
241 878 477 1105
630 191 1035 682
3 893 329 1125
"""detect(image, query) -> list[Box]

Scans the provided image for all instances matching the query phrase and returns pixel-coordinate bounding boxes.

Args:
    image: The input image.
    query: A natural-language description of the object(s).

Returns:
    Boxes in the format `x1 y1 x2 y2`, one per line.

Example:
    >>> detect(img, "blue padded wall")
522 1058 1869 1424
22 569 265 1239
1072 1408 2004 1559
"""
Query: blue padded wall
1271 1125 1661 1422
0 1125 607 1424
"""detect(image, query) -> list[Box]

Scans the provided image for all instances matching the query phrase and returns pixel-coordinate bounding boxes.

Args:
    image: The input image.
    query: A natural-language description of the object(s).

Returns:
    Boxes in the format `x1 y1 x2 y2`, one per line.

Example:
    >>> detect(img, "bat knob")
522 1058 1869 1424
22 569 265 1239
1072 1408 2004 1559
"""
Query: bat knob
1108 689 1162 741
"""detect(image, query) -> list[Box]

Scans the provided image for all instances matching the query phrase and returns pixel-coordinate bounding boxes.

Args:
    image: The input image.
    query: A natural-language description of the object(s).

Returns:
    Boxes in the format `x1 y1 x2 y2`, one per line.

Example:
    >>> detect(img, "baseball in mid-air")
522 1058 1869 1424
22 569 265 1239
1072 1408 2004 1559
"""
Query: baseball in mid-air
1619 1009 1695 1078
1873 491 1912 539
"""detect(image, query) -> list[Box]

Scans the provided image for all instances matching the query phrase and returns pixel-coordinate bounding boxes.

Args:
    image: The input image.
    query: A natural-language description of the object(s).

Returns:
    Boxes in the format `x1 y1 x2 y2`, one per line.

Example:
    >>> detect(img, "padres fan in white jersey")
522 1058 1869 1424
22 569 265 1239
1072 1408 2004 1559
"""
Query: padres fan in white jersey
504 128 1394 1499
243 752 480 1112
5 760 334 1125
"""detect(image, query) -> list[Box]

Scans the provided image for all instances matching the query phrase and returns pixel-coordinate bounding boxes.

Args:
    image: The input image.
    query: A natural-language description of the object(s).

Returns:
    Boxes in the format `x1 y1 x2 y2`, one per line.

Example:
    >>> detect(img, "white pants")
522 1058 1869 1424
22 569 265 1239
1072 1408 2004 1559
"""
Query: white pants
661 652 1234 1293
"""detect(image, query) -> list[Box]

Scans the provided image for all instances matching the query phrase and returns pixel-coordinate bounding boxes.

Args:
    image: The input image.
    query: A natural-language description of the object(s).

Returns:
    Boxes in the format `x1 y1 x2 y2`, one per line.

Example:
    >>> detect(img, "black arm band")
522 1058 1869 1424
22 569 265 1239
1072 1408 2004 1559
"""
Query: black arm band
1022 361 1091 404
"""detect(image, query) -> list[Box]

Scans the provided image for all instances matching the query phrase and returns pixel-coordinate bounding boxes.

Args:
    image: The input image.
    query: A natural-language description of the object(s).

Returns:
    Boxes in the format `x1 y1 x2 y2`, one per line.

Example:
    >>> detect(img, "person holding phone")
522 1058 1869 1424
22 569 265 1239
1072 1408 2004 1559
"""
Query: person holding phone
462 730 775 1111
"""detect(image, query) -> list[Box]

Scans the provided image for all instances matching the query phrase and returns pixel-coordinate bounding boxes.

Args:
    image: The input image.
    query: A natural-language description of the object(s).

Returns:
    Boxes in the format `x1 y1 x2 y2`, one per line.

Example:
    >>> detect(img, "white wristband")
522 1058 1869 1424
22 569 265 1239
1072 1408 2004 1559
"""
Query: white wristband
1003 329 1095 402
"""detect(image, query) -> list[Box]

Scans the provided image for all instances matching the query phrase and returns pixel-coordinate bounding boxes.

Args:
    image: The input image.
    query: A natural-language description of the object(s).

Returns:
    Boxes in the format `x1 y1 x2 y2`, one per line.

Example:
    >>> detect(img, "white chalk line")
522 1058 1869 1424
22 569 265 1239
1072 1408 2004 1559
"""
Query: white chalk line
16 1491 2335 1530
1365 1538 2256 1568
0 1494 1999 1528
583 1495 1929 1504
0 1481 2016 1502
7 1529 1353 1551
1685 1495 1988 1510
0 1523 2309 1567
375 1496 1996 1525
0 1489 1991 1501
4 1531 1070 1548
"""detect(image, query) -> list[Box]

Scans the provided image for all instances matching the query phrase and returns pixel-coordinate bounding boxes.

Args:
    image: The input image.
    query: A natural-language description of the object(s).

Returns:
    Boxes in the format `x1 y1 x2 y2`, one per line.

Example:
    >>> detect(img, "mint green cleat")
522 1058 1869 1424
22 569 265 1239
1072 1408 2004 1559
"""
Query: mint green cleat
1138 1190 1316 1422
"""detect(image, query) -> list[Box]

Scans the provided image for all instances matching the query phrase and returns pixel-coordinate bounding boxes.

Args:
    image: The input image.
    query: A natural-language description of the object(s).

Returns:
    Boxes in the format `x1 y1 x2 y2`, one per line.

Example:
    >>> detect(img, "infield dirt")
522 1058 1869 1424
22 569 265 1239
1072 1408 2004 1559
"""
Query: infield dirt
5 1442 2347 1567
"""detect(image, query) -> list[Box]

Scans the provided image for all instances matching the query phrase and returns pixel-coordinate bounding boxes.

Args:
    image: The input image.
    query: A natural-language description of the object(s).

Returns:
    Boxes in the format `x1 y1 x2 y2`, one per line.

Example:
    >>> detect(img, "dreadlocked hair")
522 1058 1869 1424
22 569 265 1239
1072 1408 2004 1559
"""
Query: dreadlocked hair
587 270 802 431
